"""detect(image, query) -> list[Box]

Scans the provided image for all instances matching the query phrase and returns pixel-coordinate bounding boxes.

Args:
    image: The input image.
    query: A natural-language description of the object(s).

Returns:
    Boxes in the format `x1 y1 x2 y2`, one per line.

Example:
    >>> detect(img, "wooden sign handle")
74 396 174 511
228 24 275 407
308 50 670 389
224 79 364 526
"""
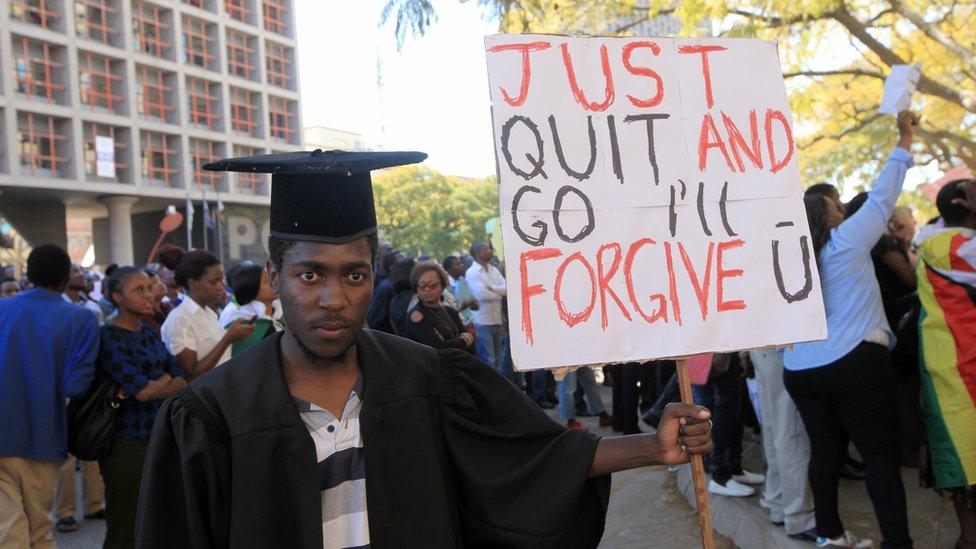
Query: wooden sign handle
676 358 716 549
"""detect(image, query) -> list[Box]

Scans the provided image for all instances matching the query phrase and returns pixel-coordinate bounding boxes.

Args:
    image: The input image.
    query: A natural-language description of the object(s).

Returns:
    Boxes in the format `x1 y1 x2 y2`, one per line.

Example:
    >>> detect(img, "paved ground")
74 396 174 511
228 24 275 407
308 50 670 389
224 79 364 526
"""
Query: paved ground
55 384 958 548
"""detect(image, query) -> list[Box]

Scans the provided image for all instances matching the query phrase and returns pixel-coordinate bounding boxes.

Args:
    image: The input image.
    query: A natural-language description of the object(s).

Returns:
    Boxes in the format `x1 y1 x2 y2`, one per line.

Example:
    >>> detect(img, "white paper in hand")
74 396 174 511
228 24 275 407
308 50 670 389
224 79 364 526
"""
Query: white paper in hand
879 63 921 114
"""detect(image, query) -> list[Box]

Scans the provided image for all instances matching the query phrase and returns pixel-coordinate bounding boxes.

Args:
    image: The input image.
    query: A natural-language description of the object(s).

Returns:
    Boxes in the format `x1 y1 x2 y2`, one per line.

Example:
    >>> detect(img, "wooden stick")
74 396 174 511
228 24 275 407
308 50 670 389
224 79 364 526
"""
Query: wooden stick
676 358 716 549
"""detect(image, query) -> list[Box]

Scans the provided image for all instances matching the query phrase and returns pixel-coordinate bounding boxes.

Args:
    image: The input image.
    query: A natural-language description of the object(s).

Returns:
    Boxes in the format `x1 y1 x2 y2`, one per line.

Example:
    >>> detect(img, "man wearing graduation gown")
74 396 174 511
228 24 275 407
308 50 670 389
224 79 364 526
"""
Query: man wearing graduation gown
136 150 714 548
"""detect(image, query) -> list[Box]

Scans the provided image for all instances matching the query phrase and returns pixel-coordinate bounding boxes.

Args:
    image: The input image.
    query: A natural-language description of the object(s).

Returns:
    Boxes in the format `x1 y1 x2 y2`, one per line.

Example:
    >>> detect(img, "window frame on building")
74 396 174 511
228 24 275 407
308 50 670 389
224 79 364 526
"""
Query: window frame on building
74 0 119 46
12 36 66 104
182 15 216 70
140 130 179 187
135 65 175 122
226 29 255 80
229 87 259 137
17 112 70 177
9 0 61 29
186 76 221 130
78 51 124 112
189 138 223 191
224 0 249 23
265 40 291 89
82 122 128 181
132 1 172 58
268 96 294 142
262 0 287 35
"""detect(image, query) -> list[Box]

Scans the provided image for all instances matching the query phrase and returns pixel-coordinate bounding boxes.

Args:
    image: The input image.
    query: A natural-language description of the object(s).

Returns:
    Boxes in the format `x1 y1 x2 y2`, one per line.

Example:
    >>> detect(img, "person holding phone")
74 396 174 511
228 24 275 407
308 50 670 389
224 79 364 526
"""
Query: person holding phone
219 263 281 356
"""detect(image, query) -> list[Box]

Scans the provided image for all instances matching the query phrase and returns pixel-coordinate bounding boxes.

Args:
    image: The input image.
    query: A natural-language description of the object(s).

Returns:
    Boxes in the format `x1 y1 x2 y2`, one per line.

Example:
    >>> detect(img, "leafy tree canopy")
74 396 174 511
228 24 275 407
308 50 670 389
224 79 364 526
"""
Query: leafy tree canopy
382 0 976 201
373 165 499 259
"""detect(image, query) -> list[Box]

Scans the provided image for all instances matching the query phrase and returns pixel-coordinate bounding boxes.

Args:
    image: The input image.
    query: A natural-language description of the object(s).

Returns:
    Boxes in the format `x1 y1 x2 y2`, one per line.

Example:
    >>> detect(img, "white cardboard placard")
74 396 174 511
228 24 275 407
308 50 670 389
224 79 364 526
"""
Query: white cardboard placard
95 136 115 179
485 35 827 371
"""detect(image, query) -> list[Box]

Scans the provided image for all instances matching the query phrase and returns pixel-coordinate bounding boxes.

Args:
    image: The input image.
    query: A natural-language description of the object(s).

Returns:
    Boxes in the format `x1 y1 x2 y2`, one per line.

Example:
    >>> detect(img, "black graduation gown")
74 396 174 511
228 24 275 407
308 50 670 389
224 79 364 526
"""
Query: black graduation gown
136 330 610 548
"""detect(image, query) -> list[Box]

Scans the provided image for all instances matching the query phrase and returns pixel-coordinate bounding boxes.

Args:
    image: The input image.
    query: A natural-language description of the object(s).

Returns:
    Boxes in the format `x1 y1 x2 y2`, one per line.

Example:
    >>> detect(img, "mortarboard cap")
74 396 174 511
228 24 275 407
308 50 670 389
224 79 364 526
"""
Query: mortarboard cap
203 149 426 244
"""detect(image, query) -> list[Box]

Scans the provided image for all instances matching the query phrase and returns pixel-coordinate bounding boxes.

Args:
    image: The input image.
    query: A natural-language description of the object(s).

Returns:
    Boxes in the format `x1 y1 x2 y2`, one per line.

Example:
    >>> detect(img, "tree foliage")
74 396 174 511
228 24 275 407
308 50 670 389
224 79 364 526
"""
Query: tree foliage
372 165 499 259
382 0 976 194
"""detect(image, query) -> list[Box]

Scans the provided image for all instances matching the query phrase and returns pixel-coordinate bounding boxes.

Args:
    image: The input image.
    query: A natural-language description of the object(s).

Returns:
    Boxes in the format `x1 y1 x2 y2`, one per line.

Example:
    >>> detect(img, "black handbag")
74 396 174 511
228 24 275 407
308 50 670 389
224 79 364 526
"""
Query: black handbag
67 375 122 461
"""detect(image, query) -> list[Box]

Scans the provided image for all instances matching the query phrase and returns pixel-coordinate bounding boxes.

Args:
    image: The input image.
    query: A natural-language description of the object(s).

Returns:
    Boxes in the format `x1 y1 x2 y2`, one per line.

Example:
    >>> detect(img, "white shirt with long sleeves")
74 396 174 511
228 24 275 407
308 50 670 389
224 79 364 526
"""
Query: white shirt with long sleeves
465 262 507 326
161 296 231 367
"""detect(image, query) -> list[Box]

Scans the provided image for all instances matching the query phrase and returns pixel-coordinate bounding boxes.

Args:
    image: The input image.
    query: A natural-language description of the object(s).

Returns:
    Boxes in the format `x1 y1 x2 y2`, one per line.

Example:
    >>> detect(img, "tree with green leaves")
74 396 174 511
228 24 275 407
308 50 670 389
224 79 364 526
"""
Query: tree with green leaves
382 0 975 195
373 165 499 259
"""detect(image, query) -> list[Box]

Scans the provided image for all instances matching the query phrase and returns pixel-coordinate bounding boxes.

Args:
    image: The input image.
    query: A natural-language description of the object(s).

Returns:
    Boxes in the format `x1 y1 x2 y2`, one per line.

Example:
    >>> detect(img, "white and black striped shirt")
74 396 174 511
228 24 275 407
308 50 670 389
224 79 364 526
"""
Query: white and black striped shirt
294 379 368 549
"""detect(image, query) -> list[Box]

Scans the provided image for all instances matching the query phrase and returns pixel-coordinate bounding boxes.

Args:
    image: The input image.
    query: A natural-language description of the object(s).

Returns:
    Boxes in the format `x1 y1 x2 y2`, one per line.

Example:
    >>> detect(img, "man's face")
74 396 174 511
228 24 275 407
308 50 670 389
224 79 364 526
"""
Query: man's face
68 265 86 289
474 243 491 264
446 259 464 279
270 239 373 361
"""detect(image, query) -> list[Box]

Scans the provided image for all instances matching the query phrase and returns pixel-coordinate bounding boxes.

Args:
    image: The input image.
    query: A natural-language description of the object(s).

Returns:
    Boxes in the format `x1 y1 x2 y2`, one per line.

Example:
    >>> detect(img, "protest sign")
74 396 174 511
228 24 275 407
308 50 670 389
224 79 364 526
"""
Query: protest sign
485 35 827 371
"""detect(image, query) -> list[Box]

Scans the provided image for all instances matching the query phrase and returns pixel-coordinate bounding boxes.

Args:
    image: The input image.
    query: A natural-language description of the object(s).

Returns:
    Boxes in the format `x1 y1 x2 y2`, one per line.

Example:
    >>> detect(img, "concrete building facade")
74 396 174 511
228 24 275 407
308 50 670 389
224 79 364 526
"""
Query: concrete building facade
0 0 302 266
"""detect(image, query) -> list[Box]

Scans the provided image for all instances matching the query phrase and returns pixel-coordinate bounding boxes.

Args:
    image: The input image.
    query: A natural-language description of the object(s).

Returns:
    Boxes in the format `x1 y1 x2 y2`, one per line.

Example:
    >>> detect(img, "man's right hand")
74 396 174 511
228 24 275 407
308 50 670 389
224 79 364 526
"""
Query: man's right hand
226 319 255 343
897 111 919 149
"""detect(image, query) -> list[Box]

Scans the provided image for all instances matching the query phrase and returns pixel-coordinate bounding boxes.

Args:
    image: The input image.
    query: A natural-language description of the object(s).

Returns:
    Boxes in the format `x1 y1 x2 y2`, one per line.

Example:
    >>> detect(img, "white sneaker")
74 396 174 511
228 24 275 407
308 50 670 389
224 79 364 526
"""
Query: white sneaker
733 468 765 485
816 530 873 548
708 478 754 497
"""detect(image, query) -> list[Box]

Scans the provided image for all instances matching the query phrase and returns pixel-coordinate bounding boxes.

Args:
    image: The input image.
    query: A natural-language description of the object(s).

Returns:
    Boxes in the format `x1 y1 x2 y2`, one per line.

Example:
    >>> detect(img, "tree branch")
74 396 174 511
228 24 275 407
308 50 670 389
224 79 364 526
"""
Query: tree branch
803 113 884 147
728 8 831 27
784 69 885 80
887 0 975 72
831 4 976 113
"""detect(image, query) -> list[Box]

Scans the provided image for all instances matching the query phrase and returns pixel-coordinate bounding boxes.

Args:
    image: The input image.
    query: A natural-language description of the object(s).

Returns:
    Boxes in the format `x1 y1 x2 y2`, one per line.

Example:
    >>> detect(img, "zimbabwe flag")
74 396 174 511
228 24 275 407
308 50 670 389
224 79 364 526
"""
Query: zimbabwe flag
918 226 976 490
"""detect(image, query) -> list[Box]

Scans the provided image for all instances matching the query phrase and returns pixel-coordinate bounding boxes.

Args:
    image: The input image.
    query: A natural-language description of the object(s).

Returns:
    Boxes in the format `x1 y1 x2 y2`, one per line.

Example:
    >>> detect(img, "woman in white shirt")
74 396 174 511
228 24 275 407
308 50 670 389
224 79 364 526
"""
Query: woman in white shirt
158 245 253 379
219 264 282 356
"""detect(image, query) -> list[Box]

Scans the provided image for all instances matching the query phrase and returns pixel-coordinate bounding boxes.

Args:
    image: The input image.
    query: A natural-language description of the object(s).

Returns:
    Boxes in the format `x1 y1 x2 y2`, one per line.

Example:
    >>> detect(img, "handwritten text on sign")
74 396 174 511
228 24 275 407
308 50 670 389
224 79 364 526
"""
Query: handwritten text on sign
485 36 827 371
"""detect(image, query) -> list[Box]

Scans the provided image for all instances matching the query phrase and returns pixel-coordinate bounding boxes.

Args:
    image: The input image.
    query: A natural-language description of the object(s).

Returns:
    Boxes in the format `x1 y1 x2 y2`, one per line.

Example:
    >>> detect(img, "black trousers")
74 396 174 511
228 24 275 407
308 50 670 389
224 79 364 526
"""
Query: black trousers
99 438 149 549
784 342 912 548
609 362 642 434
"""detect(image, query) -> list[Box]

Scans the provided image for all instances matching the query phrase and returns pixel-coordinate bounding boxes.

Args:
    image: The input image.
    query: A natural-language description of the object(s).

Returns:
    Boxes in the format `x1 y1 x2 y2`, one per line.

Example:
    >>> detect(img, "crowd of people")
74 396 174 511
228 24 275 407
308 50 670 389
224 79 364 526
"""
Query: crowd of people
0 112 972 549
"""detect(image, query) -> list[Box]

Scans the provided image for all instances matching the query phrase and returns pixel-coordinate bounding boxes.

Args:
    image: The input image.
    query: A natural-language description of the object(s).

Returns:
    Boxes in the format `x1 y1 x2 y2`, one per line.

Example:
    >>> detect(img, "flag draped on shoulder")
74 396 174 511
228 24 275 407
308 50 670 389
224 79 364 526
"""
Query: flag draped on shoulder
916 224 976 491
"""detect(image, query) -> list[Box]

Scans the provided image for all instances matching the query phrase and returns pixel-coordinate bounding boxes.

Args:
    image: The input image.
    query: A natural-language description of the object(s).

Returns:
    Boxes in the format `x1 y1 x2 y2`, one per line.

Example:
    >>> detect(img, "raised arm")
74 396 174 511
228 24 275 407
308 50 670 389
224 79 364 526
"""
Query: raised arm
832 111 917 252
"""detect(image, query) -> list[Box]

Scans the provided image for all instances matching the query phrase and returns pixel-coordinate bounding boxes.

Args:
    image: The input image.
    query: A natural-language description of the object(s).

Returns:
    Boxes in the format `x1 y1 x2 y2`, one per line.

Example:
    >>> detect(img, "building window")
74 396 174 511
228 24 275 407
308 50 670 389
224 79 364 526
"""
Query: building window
224 0 248 23
229 87 258 136
233 145 264 194
182 16 215 69
12 37 66 103
189 138 222 190
186 77 220 130
9 0 60 29
182 0 207 9
78 52 123 112
262 0 286 35
83 123 128 181
135 66 174 122
18 113 69 177
265 41 291 89
141 131 179 187
74 0 119 45
132 1 171 58
268 96 294 142
226 30 254 80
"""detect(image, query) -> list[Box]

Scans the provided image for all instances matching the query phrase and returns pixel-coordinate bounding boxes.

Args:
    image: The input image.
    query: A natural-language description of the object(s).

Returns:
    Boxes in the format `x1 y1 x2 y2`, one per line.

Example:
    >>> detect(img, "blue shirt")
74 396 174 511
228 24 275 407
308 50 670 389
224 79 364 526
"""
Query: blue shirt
784 148 913 371
98 323 184 440
0 288 99 461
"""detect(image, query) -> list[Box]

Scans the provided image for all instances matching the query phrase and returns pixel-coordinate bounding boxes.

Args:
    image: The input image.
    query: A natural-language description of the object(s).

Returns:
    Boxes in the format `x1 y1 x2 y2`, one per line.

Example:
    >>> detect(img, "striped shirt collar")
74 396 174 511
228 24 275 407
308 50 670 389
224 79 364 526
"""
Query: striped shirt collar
292 377 363 415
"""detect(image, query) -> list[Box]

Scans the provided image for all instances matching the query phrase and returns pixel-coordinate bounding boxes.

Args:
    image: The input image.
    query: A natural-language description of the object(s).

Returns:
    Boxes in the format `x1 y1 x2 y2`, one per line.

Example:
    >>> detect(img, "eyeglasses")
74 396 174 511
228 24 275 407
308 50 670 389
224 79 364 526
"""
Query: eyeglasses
417 282 442 291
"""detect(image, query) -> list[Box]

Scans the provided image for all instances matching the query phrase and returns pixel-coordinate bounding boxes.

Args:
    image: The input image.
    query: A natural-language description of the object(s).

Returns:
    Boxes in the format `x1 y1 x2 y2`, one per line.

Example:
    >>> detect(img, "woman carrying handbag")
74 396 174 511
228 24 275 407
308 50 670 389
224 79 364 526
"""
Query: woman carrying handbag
96 267 186 549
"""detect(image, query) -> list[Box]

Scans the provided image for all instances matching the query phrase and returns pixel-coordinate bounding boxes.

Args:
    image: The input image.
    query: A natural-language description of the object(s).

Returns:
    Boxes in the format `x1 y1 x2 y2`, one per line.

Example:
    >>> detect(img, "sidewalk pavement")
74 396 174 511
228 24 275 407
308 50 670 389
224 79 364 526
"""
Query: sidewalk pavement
674 428 961 548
